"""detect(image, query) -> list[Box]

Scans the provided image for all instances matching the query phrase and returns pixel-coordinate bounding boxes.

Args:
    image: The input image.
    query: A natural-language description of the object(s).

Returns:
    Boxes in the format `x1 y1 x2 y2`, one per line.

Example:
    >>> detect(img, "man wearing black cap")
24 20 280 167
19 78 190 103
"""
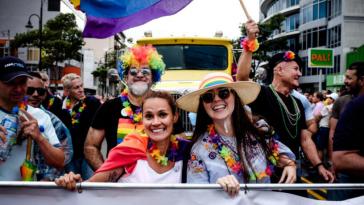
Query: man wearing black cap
0 56 64 181
236 49 334 185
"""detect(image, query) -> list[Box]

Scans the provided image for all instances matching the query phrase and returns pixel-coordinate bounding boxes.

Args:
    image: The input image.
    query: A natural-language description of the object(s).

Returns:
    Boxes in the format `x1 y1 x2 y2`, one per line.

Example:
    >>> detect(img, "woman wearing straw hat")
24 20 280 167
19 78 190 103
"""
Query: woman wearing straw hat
56 90 237 196
177 72 297 196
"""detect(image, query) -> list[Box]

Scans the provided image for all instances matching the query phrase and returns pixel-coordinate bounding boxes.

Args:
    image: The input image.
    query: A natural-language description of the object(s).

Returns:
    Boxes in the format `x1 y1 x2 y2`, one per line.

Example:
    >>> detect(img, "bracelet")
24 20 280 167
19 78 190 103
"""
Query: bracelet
285 159 296 167
313 162 324 170
240 38 260 52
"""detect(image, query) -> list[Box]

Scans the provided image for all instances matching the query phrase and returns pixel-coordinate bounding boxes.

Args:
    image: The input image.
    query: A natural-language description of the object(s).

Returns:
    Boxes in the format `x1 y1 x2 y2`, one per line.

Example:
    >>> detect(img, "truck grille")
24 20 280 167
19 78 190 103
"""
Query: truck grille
171 93 194 132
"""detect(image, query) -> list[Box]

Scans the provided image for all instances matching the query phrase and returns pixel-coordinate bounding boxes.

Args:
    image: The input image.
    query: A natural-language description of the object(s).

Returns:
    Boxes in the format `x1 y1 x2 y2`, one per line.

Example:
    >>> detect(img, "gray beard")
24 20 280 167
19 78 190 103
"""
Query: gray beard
128 82 150 96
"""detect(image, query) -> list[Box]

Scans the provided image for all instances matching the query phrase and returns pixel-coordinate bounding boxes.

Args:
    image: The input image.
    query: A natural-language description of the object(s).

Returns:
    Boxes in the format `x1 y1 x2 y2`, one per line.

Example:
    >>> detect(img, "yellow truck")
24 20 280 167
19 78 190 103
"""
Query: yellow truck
137 36 234 131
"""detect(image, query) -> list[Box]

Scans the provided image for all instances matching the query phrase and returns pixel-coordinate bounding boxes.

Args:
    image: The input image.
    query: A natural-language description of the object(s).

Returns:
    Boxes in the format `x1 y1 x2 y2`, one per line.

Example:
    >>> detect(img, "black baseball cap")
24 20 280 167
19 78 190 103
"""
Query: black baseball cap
0 56 32 82
268 51 303 70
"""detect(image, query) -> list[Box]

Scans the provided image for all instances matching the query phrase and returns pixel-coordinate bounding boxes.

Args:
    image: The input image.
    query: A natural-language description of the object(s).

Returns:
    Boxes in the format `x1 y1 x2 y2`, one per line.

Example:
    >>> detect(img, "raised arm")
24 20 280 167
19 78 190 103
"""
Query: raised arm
20 110 65 169
236 19 259 81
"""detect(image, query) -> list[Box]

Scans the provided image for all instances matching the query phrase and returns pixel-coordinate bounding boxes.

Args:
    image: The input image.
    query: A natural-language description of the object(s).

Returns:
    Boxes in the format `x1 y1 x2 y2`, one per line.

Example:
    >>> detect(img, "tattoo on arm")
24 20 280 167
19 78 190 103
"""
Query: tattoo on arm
107 169 123 182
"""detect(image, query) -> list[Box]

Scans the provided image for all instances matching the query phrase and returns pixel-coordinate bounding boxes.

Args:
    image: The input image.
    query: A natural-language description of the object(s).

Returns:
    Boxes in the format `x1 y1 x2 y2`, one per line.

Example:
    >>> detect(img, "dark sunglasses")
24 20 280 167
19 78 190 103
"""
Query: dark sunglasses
27 87 47 95
129 68 152 77
201 88 231 103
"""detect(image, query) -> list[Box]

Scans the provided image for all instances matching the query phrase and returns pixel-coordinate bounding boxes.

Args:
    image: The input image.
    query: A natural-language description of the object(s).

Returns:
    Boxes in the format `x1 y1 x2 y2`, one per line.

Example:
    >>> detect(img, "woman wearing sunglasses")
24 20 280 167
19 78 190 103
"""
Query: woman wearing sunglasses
56 91 237 195
177 72 297 196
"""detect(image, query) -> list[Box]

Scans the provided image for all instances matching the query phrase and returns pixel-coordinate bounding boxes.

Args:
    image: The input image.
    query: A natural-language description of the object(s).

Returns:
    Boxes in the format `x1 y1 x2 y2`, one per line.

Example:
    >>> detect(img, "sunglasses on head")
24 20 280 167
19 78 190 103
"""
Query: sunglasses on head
129 68 152 77
27 87 47 96
200 88 231 103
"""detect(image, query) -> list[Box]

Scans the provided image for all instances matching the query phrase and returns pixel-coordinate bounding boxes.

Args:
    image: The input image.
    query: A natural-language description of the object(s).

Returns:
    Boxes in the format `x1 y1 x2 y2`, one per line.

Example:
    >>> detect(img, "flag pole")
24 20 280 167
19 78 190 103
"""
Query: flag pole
238 0 252 20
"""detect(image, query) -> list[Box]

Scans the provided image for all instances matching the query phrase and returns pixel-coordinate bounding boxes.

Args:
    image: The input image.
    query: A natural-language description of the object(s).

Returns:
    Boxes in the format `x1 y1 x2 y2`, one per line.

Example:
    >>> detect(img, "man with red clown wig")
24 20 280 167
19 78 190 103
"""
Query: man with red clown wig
85 45 168 171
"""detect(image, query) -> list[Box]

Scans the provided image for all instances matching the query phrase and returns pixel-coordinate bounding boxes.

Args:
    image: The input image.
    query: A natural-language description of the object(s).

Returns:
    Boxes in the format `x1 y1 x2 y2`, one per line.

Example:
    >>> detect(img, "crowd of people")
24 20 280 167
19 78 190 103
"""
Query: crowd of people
0 19 364 200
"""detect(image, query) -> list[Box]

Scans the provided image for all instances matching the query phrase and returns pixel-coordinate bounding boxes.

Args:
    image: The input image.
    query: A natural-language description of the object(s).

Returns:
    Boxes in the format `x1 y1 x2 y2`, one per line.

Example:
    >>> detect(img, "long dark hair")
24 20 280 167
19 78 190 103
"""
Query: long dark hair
191 89 273 182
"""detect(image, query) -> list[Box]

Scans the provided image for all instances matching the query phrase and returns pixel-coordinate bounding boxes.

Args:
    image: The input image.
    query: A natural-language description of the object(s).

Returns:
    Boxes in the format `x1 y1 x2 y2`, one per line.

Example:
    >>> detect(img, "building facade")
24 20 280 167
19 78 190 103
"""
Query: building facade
0 0 125 94
260 0 364 91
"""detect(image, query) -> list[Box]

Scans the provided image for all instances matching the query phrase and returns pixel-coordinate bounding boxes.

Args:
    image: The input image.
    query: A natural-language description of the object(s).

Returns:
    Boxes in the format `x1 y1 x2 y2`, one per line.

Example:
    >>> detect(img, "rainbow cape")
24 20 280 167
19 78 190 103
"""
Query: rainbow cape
69 0 193 38
96 133 148 174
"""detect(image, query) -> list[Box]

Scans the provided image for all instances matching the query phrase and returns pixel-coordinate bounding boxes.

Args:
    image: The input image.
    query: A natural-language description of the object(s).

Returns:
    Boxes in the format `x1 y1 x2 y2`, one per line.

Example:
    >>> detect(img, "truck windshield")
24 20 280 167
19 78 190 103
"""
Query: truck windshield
154 44 228 70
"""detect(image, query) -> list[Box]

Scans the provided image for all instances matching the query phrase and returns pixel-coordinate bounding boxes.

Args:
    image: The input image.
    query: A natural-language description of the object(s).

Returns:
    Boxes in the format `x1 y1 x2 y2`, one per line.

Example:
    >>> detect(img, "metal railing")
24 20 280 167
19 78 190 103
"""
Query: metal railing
1 182 364 191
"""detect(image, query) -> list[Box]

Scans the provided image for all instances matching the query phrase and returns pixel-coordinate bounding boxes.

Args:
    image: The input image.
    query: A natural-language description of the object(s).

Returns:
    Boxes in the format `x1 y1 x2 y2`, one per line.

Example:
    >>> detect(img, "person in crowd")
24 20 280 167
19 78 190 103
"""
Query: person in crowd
236 45 334 183
177 72 297 190
61 73 101 180
291 89 317 137
315 92 337 162
332 94 364 200
312 92 324 122
56 91 237 196
84 45 167 171
327 62 364 200
39 72 63 119
0 56 64 180
328 62 364 165
25 71 73 181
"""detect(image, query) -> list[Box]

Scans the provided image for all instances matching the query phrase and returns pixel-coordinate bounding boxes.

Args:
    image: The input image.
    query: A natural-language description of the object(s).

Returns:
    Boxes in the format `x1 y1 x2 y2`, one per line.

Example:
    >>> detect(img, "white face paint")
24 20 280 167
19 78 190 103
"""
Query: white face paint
128 81 149 96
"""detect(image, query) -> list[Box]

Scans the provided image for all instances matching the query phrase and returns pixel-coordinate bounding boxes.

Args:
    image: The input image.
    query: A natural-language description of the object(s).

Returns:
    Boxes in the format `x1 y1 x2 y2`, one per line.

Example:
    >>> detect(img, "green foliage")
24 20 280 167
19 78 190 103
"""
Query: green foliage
234 14 287 78
92 50 118 83
13 13 84 70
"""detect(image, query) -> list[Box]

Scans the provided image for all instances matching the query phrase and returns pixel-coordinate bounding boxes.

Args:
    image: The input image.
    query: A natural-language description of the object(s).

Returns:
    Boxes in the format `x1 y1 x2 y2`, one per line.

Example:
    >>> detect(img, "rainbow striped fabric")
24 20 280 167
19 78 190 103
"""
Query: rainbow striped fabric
198 73 234 89
116 118 144 144
69 0 192 38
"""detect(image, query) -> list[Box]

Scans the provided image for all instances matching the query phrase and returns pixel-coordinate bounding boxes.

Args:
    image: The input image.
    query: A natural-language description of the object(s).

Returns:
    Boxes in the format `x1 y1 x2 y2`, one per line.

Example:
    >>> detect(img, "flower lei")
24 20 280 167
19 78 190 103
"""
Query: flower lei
207 124 280 181
120 89 142 124
47 97 55 110
148 135 182 166
207 125 243 176
240 38 260 53
66 98 87 125
18 96 28 110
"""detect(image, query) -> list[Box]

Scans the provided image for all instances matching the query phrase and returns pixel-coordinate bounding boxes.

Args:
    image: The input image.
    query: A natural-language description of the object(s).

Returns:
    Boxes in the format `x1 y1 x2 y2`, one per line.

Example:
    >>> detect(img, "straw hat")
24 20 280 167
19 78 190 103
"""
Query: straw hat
176 72 261 113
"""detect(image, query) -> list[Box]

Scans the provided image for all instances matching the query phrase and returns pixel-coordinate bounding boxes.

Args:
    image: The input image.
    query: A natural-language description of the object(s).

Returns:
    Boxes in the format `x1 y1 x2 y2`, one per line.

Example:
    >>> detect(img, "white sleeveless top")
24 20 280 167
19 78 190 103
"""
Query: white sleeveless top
118 160 182 183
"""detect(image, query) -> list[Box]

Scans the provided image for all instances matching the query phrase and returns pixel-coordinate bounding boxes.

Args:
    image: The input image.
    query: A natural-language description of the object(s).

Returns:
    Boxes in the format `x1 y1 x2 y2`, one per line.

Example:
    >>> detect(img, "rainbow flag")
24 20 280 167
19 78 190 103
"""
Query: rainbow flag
69 0 192 38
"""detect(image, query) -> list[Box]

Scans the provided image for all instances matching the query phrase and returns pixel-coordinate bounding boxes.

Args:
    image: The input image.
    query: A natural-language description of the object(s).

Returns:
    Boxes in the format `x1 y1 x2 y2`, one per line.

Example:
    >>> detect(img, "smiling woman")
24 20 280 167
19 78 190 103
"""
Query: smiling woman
55 91 189 188
177 72 297 197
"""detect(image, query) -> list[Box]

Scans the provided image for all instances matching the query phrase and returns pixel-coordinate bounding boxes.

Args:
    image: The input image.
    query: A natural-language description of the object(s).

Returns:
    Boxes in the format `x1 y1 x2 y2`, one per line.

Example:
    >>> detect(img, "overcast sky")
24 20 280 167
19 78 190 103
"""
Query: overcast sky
123 0 260 41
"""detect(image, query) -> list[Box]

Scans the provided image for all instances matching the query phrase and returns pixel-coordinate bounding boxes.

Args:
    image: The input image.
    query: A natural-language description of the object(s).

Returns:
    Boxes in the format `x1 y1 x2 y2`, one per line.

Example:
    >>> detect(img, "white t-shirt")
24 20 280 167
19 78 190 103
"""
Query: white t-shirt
0 106 59 181
319 104 333 128
118 160 182 183
26 105 59 146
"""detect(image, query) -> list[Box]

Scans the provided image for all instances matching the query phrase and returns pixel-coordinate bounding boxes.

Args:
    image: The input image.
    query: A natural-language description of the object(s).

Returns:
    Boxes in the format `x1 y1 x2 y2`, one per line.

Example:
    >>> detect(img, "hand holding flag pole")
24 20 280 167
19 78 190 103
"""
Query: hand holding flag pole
238 0 259 38
238 0 252 20
18 109 37 181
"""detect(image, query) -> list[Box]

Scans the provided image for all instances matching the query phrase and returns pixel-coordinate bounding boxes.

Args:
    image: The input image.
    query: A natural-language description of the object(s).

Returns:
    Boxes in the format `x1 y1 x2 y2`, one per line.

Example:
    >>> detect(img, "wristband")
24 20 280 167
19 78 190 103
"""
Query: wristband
241 38 259 52
313 162 324 170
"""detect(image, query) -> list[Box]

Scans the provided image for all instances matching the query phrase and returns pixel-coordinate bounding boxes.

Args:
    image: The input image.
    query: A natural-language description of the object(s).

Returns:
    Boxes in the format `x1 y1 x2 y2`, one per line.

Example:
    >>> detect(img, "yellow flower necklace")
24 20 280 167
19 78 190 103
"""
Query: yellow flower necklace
66 98 86 125
207 124 280 181
148 135 180 166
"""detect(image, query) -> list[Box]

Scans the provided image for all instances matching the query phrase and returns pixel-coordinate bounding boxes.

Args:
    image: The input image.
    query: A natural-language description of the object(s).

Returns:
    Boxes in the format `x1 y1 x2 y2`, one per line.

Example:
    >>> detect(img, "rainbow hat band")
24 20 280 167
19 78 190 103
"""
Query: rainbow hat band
177 72 261 113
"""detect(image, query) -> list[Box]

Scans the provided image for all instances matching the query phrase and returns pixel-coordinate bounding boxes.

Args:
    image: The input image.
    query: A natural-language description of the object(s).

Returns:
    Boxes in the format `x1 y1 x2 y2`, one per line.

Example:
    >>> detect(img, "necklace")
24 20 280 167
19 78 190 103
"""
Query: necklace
120 89 142 124
66 98 87 125
148 135 180 166
207 125 243 176
207 125 279 181
269 85 300 139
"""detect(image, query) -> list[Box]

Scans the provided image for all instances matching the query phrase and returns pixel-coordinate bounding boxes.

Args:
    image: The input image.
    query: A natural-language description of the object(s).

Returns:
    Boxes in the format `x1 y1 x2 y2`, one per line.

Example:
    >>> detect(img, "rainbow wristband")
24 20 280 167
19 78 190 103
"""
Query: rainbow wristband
241 38 260 53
